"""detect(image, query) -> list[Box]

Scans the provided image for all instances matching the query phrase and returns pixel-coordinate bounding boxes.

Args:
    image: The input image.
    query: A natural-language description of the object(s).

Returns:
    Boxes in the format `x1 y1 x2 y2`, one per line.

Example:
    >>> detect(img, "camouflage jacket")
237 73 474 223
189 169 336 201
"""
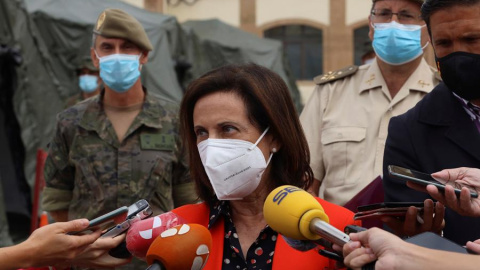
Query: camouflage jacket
64 93 83 109
42 90 196 220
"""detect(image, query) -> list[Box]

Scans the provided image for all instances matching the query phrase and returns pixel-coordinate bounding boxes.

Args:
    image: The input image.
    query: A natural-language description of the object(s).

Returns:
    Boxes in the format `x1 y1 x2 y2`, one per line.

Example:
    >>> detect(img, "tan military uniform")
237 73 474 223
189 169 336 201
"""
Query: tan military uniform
300 58 440 205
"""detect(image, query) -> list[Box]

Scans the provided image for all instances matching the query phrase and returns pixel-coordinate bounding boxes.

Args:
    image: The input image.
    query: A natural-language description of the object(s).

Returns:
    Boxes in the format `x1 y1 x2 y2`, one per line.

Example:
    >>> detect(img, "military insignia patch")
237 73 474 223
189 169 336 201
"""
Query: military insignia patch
314 65 358 85
140 134 175 151
96 11 106 30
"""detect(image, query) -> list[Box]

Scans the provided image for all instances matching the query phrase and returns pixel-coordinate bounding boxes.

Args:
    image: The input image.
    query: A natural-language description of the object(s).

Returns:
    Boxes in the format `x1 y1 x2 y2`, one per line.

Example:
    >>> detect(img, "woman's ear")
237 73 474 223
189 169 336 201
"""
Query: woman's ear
270 137 282 154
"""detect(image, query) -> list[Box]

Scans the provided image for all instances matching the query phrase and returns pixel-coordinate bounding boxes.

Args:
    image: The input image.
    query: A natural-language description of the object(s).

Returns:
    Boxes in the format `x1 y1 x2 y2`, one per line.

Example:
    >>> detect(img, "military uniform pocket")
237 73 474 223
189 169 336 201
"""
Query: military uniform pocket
69 157 106 219
148 156 174 212
321 127 366 187
132 150 174 214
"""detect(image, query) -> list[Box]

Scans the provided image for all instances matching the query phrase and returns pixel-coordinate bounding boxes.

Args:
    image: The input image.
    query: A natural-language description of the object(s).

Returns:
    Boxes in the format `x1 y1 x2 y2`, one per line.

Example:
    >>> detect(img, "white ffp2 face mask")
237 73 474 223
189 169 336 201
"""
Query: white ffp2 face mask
198 127 273 200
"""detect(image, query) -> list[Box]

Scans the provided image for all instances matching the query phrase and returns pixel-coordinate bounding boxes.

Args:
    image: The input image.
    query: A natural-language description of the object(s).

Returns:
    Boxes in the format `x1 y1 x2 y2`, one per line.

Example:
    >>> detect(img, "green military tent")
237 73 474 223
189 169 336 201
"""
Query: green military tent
25 0 185 102
1 0 55 244
182 18 302 111
0 0 302 243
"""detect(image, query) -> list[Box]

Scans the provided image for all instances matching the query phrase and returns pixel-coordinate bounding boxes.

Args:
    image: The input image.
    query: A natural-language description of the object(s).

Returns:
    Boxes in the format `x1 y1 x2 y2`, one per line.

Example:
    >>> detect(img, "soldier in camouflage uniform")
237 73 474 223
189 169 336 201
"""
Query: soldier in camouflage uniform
41 8 197 269
64 57 102 108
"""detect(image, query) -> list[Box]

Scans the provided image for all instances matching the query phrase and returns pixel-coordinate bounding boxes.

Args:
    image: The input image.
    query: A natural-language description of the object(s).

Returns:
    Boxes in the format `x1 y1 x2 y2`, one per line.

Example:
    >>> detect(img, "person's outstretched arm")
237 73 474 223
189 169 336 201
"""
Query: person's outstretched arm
0 219 130 270
343 228 480 270
425 167 480 217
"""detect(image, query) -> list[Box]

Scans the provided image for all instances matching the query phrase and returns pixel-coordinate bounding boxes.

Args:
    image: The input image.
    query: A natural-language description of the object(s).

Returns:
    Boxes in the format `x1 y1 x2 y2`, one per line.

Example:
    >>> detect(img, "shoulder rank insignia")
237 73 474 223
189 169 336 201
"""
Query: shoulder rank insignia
314 65 358 85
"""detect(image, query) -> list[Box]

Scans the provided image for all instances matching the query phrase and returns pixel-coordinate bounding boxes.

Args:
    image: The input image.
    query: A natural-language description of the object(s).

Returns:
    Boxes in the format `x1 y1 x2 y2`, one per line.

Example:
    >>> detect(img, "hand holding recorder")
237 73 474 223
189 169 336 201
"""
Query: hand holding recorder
354 202 428 221
343 228 480 270
102 199 153 238
381 199 445 238
389 165 480 220
428 167 480 217
263 185 371 266
342 228 409 270
55 233 131 269
388 165 478 198
69 199 154 260
0 219 131 269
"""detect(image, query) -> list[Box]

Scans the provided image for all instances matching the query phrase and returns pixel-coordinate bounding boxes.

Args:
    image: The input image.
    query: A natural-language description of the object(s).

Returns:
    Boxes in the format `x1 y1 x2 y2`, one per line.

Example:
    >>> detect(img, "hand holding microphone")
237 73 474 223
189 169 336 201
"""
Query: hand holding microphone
263 186 376 269
145 224 212 270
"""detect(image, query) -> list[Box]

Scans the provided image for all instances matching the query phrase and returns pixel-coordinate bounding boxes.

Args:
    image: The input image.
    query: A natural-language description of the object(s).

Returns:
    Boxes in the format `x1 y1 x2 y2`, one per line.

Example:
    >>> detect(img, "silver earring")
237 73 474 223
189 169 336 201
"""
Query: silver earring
272 148 277 153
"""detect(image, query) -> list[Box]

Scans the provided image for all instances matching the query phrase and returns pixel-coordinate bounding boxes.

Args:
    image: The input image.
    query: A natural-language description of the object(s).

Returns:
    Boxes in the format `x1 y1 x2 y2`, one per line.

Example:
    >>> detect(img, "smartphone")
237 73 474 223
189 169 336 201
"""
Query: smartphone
344 225 367 234
101 200 153 238
126 199 149 219
68 206 129 235
357 202 425 212
388 165 478 198
354 202 427 221
101 218 136 238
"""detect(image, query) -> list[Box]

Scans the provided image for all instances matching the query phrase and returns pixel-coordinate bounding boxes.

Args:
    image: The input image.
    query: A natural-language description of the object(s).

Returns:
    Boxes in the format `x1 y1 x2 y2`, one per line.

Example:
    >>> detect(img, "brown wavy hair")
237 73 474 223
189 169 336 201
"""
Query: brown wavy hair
179 63 313 205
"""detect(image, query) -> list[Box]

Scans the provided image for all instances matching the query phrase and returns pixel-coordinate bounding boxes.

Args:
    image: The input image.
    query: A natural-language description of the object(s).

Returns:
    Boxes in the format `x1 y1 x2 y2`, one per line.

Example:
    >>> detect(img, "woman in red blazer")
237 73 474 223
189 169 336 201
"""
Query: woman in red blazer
175 63 359 270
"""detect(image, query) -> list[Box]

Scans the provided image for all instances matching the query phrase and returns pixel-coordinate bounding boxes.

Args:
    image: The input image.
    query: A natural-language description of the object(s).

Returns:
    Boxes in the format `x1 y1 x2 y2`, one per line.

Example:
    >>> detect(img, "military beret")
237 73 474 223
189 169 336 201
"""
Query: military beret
77 56 98 72
373 0 424 4
93 8 153 51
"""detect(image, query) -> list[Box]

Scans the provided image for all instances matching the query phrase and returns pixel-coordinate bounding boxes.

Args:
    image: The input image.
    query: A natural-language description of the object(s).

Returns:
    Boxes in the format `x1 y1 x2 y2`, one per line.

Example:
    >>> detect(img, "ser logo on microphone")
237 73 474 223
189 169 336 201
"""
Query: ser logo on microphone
272 186 302 205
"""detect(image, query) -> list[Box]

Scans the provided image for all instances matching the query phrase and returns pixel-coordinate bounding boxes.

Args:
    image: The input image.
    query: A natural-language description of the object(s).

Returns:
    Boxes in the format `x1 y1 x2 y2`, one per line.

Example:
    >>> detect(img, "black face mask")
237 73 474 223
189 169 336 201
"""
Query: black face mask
436 51 480 101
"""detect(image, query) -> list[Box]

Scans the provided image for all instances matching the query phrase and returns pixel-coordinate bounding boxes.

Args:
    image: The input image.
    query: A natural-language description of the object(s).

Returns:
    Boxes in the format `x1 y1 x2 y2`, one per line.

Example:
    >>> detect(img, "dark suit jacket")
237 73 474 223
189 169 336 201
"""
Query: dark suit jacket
383 82 480 245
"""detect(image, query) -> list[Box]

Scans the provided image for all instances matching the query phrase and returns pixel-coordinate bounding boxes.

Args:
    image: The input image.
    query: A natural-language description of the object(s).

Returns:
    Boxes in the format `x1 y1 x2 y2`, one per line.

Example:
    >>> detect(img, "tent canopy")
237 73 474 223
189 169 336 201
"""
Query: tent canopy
3 0 301 192
182 19 302 110
25 0 185 102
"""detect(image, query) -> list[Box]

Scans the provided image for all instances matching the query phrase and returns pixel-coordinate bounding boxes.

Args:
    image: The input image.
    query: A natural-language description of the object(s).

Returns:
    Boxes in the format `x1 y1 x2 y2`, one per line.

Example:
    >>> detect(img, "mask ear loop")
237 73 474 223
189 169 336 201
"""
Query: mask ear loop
418 24 430 50
421 41 430 50
265 152 274 167
94 50 101 60
250 127 275 165
248 127 270 151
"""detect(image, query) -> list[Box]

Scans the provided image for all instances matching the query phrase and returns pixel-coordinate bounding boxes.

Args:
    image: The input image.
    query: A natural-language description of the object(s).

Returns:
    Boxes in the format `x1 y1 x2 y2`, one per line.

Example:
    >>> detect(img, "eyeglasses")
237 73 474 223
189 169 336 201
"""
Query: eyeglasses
371 9 422 24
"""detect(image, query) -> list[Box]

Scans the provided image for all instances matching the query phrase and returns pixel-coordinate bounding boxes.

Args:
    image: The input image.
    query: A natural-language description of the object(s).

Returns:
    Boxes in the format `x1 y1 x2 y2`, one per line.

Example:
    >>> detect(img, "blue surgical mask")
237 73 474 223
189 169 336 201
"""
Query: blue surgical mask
372 21 428 65
78 74 99 93
96 52 141 93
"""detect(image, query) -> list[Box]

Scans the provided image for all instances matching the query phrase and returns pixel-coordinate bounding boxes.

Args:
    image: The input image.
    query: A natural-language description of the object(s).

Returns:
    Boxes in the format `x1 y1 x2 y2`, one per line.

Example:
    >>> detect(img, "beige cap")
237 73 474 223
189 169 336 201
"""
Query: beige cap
93 8 153 51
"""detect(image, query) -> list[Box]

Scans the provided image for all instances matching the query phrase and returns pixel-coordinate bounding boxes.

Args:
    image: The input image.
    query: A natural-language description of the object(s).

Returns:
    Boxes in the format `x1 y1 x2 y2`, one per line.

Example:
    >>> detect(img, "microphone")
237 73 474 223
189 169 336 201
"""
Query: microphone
145 223 212 270
126 211 186 259
263 185 350 246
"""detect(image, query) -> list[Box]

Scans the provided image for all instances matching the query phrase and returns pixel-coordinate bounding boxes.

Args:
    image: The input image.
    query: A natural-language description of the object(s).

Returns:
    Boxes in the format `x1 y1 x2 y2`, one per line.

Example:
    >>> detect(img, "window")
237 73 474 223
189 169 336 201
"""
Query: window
354 25 375 65
265 25 323 80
